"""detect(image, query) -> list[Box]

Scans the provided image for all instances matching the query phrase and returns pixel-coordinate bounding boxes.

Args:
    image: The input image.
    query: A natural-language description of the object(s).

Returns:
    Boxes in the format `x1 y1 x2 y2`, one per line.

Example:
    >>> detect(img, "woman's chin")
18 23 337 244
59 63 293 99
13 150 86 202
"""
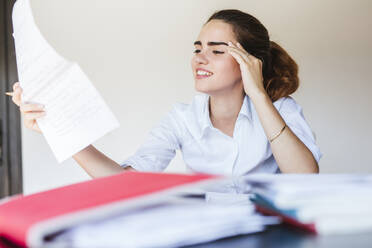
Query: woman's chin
194 83 212 94
195 87 221 96
195 79 213 90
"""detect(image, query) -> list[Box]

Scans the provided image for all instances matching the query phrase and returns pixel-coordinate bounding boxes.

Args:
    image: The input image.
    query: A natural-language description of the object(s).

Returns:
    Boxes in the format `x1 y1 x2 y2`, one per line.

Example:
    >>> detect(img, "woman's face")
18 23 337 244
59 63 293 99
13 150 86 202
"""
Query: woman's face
191 20 243 95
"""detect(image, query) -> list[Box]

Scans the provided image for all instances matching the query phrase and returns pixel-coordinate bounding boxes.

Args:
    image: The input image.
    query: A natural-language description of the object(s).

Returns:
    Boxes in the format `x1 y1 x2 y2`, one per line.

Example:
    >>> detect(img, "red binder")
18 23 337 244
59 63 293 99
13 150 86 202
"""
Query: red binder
255 205 317 234
0 171 219 247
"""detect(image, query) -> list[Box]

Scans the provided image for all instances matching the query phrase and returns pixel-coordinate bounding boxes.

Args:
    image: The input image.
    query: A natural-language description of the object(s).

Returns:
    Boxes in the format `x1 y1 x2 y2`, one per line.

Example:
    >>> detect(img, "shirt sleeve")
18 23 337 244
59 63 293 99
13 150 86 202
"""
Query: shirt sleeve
120 105 184 172
276 96 323 163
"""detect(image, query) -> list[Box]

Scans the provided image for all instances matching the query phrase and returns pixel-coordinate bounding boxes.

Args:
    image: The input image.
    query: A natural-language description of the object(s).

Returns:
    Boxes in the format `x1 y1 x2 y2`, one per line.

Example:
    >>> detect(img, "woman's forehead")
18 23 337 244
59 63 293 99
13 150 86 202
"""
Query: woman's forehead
197 20 236 42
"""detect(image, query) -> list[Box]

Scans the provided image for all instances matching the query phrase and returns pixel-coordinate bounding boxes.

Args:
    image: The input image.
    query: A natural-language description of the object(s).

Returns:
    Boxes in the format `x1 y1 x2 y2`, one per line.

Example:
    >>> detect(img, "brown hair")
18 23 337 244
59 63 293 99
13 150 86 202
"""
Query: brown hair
207 9 299 102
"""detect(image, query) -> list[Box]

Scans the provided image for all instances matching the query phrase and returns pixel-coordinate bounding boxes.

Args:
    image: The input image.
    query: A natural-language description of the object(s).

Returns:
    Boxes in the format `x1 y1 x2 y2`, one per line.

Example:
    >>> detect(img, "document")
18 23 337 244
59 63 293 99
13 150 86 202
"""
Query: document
50 197 279 248
247 174 372 235
12 0 120 162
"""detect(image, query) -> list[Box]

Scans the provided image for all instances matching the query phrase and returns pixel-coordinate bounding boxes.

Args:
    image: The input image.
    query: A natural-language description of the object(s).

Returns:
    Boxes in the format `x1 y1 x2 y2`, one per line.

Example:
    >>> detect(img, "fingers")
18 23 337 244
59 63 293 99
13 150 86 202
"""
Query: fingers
10 82 44 133
24 111 46 120
22 104 45 133
234 42 251 58
228 42 250 63
11 82 22 106
13 82 20 91
24 117 43 133
20 103 46 129
228 48 247 66
228 41 262 66
20 103 45 113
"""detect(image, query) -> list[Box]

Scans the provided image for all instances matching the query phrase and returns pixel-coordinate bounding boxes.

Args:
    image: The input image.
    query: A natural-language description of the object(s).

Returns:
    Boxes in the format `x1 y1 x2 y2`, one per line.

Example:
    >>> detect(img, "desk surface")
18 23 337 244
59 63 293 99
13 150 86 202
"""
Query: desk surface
187 224 372 248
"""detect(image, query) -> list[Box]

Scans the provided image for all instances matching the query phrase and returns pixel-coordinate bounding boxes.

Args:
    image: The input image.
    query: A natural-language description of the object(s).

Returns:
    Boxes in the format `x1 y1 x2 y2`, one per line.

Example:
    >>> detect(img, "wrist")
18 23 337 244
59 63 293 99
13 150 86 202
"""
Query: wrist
248 90 270 103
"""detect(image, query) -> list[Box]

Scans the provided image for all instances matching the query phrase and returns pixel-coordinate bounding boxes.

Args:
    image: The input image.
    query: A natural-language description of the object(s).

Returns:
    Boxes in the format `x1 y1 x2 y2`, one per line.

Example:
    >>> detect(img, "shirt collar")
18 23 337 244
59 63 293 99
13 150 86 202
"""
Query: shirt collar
200 96 213 137
199 94 253 139
239 94 253 121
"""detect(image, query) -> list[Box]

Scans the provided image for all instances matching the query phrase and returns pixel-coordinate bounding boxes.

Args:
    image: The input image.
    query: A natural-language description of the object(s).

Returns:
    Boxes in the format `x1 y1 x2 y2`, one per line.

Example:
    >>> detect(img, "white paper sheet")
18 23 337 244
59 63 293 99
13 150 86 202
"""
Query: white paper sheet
51 197 279 248
248 174 372 234
12 0 120 162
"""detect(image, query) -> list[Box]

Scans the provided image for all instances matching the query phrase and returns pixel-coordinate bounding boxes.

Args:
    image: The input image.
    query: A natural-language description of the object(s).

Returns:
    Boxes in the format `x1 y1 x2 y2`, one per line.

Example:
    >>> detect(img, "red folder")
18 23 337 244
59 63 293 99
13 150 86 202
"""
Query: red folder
254 205 317 234
0 171 219 247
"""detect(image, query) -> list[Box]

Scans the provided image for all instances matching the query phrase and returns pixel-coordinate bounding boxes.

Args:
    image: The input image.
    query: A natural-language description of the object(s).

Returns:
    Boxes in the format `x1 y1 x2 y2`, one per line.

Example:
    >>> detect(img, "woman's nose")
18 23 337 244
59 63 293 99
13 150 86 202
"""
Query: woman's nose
195 52 208 64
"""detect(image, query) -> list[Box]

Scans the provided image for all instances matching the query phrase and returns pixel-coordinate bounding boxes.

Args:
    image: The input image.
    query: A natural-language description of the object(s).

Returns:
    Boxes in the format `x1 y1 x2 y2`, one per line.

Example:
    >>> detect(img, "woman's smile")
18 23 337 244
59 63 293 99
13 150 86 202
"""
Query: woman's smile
196 68 214 79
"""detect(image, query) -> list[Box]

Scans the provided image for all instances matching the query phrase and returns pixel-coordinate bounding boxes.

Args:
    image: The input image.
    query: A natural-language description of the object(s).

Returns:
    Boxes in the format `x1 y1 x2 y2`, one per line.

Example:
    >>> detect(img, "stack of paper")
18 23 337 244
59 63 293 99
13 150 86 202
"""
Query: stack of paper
0 171 280 247
48 196 279 248
245 174 372 235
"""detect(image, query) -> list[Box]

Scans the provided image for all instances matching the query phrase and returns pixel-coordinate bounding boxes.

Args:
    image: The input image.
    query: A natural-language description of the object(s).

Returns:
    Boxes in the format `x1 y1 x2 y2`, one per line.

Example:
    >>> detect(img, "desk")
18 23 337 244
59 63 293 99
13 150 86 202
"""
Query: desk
1 224 371 248
187 224 372 248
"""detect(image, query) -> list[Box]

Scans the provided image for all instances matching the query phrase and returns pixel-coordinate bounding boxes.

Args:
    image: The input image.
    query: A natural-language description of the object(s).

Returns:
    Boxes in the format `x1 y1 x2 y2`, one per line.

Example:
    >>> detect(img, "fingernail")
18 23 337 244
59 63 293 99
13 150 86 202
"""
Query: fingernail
228 41 232 46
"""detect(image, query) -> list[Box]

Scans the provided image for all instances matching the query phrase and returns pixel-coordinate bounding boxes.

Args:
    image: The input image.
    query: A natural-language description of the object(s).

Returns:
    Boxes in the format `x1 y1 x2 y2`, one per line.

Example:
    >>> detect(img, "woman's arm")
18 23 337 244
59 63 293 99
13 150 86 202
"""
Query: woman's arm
73 145 134 178
250 92 318 173
227 42 318 173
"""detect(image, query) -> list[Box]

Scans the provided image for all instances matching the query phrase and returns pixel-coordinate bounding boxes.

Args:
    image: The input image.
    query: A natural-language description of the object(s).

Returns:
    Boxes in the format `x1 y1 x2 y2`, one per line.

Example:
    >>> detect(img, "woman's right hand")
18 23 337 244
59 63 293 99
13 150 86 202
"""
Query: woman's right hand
11 82 46 133
10 82 127 178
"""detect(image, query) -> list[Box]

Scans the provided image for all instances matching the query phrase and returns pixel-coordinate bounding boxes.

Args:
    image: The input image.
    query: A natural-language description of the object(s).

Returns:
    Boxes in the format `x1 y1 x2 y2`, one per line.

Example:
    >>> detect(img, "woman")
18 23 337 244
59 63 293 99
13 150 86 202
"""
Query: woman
11 9 321 178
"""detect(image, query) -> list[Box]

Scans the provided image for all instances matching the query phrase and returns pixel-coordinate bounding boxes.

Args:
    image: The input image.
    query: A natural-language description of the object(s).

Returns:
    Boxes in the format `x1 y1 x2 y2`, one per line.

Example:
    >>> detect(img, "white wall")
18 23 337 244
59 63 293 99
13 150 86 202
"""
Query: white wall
22 0 372 194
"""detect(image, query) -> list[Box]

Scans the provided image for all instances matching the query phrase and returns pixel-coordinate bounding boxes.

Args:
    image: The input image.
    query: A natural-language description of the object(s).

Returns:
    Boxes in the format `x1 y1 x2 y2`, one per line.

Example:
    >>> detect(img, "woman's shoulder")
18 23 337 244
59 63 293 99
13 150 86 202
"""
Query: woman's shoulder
152 95 206 137
171 93 208 117
165 94 208 137
273 95 303 114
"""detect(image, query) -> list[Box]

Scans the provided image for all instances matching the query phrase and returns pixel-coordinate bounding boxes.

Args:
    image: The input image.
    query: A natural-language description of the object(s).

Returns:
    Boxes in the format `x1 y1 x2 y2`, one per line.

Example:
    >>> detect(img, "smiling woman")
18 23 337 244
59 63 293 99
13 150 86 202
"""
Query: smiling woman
119 9 321 175
194 10 299 102
11 9 322 181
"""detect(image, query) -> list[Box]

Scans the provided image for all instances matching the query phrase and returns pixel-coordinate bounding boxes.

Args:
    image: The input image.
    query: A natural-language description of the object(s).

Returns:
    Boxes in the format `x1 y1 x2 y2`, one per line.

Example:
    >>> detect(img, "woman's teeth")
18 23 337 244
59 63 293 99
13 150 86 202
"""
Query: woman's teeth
196 70 213 76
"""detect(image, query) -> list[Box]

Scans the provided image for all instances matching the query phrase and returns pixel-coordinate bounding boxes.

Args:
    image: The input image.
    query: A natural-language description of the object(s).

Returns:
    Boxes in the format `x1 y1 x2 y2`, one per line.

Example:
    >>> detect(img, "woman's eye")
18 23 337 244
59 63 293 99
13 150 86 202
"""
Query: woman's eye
193 50 224 54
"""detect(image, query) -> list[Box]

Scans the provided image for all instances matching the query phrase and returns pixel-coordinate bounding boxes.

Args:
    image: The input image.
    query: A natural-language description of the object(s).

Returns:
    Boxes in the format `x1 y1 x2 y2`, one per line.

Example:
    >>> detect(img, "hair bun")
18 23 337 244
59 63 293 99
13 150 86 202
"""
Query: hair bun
265 41 299 101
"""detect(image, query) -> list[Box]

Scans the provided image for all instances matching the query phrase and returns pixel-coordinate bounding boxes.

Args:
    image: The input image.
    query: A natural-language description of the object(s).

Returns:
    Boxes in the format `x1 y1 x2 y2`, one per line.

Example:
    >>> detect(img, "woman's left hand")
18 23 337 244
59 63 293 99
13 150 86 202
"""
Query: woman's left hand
227 41 267 98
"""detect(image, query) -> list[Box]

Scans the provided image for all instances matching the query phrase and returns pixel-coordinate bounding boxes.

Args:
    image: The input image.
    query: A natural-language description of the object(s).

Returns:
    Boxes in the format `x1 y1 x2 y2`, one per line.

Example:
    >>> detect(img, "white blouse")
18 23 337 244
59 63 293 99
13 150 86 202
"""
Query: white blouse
121 94 322 176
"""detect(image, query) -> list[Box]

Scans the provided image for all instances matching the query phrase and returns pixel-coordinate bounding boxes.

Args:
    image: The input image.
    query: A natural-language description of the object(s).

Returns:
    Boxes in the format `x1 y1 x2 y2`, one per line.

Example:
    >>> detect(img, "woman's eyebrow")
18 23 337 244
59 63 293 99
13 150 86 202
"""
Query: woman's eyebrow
193 41 228 46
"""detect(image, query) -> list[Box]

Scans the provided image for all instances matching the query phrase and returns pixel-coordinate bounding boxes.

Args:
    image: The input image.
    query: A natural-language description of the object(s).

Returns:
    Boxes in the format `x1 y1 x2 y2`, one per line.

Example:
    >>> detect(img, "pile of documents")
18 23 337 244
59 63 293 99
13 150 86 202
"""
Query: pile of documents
0 172 280 247
245 174 372 235
48 195 279 248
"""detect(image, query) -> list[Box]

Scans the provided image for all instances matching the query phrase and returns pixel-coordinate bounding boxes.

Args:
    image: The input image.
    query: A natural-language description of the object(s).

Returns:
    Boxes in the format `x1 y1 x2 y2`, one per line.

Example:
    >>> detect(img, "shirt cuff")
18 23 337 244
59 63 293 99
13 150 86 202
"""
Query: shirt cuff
120 156 164 172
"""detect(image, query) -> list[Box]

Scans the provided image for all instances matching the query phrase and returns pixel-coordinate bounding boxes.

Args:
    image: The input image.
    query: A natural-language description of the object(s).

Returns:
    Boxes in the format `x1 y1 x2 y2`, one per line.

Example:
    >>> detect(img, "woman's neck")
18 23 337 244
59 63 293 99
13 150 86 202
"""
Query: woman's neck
209 90 245 124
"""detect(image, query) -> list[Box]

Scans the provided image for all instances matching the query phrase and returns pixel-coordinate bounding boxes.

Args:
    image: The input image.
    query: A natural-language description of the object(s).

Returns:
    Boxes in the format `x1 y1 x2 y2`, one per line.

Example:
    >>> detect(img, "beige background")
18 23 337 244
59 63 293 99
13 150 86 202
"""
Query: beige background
21 0 372 194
